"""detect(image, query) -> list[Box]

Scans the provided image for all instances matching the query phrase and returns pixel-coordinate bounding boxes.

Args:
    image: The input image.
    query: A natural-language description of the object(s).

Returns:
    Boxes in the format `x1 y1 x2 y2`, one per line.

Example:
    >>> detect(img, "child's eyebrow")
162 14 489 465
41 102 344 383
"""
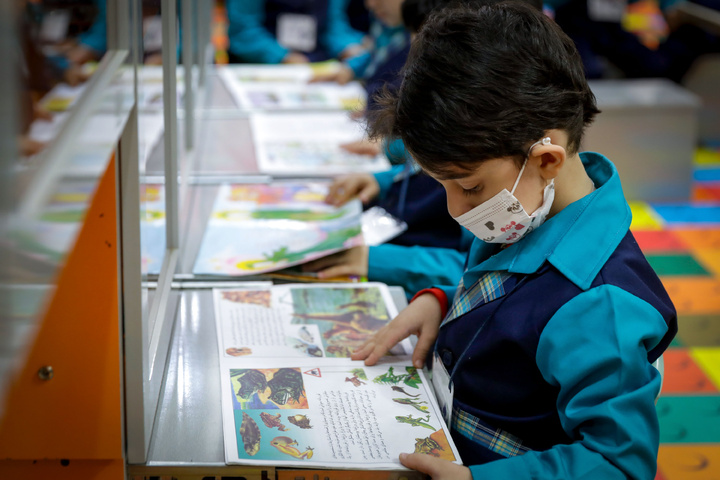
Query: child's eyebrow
433 171 473 181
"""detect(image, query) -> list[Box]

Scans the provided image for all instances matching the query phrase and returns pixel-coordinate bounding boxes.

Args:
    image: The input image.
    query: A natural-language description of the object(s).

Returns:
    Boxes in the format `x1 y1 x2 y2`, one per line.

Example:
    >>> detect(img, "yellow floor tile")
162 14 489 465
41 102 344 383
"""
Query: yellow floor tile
694 147 720 166
692 249 720 276
691 349 720 390
630 202 664 230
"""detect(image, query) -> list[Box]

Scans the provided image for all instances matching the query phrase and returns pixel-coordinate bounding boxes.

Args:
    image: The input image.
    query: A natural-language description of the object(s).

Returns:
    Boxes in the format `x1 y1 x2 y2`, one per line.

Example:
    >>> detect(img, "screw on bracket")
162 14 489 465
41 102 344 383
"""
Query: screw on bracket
37 366 54 380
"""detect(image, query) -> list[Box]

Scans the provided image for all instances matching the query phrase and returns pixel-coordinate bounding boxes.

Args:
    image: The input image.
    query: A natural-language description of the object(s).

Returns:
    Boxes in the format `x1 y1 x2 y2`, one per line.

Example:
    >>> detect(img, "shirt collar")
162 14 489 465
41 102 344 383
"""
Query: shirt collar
462 152 631 290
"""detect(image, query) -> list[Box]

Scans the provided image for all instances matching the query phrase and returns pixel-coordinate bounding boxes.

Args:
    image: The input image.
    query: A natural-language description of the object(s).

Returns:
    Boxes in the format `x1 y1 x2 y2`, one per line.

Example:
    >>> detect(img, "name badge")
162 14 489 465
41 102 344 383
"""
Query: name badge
431 352 454 426
40 10 71 43
143 16 164 53
277 13 317 53
587 0 627 22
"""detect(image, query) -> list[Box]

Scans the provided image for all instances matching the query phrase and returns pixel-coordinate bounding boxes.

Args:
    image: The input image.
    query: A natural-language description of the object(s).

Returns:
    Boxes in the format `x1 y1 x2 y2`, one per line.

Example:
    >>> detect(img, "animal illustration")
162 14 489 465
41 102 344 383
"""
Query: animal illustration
298 326 315 344
345 375 365 387
233 369 269 400
395 414 435 430
373 366 421 389
260 412 288 431
392 386 420 397
287 334 323 357
270 436 314 459
393 397 429 413
414 436 442 456
239 412 261 456
413 429 456 461
287 414 313 429
226 347 253 357
267 368 306 405
221 290 271 308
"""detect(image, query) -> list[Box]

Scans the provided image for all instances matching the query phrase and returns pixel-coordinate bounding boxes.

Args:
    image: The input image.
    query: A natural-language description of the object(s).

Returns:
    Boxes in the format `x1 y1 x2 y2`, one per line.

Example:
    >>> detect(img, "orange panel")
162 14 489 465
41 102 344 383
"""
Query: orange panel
0 459 124 480
0 157 122 460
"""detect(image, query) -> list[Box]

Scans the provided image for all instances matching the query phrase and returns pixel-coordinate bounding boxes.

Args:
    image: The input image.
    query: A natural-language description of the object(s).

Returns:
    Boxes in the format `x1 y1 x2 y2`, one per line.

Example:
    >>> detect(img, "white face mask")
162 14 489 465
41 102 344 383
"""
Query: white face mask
454 137 555 244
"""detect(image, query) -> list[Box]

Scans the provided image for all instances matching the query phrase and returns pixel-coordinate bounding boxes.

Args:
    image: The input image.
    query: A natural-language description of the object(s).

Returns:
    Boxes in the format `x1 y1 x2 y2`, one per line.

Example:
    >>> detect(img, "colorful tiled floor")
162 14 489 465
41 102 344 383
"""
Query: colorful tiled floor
634 148 720 479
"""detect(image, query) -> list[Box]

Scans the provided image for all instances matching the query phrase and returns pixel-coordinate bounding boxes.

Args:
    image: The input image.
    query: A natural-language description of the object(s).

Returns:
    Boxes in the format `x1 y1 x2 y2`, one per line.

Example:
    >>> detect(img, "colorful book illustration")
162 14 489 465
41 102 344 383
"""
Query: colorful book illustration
193 183 365 276
214 283 462 468
250 112 391 176
218 64 366 111
39 65 185 113
140 184 166 276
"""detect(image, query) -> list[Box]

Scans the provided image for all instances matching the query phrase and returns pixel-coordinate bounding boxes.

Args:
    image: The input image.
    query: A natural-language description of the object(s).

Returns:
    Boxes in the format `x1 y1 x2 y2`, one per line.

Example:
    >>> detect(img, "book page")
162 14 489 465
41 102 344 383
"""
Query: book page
214 283 462 468
219 360 461 469
213 283 411 359
218 64 365 112
193 183 364 276
250 112 390 176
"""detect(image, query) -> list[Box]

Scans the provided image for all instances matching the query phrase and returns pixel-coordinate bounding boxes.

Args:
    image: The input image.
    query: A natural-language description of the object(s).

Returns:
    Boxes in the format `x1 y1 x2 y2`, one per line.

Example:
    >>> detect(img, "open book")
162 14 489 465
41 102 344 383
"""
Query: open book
214 282 462 469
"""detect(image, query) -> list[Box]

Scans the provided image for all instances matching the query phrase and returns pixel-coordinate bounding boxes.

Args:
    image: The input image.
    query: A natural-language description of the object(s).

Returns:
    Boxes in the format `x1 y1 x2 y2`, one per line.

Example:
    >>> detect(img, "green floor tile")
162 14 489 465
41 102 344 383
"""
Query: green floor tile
647 254 710 276
657 395 720 443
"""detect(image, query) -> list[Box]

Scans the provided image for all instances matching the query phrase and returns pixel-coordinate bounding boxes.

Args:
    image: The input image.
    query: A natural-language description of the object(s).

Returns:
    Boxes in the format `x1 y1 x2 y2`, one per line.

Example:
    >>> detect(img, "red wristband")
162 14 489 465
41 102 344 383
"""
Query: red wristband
411 288 449 319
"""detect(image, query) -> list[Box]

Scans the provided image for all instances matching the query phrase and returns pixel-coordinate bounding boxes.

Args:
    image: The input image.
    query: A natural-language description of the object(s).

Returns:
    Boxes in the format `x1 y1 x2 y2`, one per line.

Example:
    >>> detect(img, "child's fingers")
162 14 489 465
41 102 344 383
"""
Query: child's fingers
364 326 413 365
399 453 471 480
316 263 359 279
411 328 438 369
301 252 341 272
358 182 379 204
351 340 375 361
326 179 359 206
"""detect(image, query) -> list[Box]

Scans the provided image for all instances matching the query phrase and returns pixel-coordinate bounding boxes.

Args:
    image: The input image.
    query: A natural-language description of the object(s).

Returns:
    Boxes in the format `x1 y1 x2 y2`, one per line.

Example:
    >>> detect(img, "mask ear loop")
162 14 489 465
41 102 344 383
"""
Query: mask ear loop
510 137 552 195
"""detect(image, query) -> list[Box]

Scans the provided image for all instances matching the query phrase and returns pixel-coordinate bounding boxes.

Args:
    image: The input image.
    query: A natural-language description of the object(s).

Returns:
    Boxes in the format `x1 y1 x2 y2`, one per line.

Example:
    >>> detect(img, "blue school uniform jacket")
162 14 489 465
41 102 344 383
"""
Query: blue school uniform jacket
433 152 677 479
226 0 364 63
344 20 410 110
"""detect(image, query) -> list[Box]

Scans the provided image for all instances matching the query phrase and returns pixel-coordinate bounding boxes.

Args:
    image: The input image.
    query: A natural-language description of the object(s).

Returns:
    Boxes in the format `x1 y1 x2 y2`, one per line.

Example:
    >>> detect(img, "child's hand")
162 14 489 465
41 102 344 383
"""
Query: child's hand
282 52 310 64
399 453 472 480
340 138 381 156
352 293 442 368
325 173 380 206
309 64 355 84
301 246 369 279
66 44 99 65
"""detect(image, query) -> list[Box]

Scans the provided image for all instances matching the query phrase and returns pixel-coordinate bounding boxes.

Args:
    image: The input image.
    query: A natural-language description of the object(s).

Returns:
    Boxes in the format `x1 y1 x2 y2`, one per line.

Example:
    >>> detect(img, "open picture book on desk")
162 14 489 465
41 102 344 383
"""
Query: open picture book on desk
214 282 462 469
193 183 406 278
193 183 364 277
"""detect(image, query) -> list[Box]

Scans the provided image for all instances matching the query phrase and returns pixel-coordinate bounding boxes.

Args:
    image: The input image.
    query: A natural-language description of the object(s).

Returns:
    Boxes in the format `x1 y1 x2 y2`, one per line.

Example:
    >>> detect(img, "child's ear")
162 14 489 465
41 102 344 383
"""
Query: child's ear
530 137 566 181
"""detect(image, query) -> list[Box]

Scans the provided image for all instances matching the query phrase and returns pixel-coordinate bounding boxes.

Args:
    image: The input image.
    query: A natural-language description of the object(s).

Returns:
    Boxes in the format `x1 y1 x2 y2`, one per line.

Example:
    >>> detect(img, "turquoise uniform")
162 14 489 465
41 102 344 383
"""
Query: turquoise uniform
427 153 676 478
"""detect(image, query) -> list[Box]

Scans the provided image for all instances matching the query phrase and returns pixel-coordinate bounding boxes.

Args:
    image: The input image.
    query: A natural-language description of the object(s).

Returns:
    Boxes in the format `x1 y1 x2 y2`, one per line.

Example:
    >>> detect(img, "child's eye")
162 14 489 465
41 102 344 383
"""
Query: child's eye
461 185 481 196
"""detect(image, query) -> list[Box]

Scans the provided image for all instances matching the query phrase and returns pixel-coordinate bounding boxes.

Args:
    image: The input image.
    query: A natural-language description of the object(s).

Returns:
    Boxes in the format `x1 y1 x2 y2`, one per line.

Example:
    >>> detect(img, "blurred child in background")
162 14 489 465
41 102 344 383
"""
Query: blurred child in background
225 0 365 64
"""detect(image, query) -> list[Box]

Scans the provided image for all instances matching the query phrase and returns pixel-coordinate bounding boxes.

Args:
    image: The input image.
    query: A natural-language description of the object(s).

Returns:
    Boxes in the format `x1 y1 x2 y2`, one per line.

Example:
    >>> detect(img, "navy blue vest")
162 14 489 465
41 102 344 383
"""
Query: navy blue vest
435 231 677 463
264 0 329 61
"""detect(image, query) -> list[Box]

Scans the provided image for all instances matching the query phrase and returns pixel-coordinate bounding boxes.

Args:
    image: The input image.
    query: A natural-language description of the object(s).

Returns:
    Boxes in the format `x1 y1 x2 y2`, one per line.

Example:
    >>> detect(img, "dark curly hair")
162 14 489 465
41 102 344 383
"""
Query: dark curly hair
369 2 600 177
